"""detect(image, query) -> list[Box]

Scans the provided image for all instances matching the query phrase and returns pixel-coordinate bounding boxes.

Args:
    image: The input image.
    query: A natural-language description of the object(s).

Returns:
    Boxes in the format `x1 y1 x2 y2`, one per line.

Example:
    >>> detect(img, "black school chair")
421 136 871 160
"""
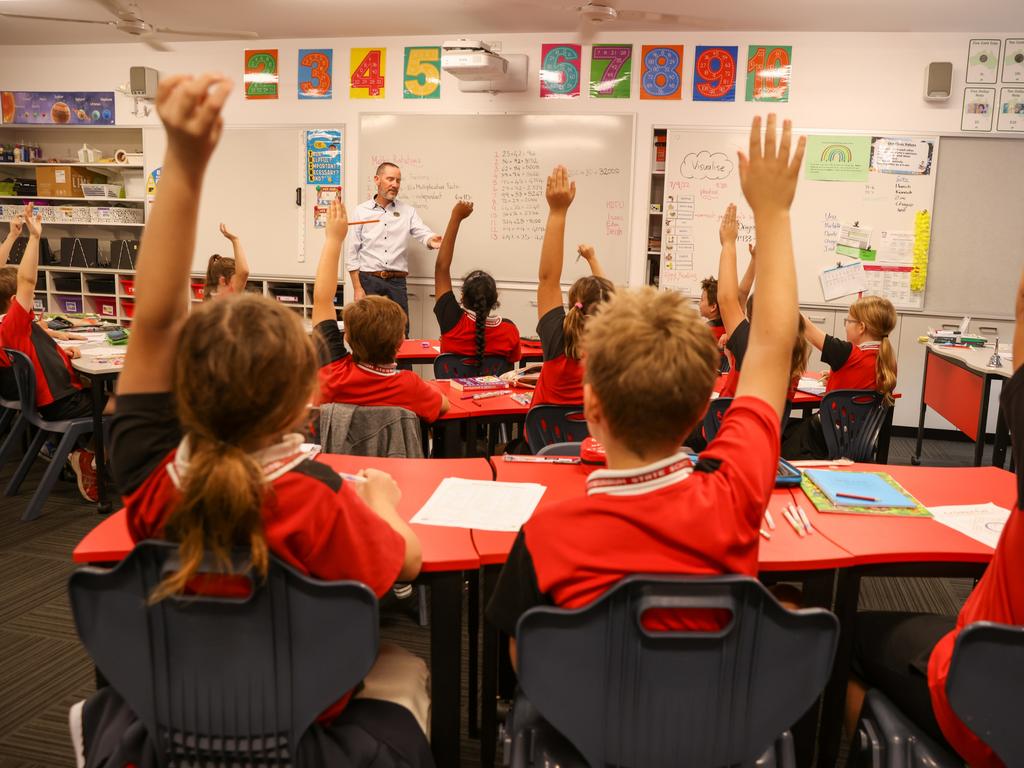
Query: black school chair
819 389 888 462
69 540 381 767
504 575 838 768
524 405 589 454
433 353 513 379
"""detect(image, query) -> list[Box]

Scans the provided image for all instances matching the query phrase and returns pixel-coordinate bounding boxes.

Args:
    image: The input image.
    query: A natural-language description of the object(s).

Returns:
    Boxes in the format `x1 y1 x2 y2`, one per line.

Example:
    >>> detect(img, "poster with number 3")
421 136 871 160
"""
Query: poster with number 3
351 47 386 99
540 44 581 98
298 49 332 99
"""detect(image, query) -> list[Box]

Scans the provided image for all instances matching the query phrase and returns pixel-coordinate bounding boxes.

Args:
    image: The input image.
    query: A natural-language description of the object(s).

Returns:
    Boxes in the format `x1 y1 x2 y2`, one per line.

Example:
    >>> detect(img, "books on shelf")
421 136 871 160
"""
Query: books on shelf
449 375 510 392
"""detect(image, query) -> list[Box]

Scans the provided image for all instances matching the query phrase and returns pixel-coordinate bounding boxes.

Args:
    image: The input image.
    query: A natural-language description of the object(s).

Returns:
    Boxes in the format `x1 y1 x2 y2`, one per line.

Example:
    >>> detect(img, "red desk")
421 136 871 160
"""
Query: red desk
396 339 543 366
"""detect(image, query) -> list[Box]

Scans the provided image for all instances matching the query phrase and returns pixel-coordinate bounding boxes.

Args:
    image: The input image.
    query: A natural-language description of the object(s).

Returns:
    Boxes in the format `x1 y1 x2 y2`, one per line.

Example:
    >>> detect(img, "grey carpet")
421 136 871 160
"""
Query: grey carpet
0 435 995 767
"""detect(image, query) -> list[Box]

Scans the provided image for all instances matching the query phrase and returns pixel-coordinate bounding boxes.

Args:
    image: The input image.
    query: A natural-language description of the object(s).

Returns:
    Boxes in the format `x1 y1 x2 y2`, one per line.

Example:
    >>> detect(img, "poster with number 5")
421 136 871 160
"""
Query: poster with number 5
298 49 332 99
351 47 386 99
540 44 581 98
693 45 737 102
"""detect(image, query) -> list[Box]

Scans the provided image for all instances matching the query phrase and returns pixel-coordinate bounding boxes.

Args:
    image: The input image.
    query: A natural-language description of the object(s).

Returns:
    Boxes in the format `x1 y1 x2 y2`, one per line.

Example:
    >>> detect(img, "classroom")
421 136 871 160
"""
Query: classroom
0 2 1022 767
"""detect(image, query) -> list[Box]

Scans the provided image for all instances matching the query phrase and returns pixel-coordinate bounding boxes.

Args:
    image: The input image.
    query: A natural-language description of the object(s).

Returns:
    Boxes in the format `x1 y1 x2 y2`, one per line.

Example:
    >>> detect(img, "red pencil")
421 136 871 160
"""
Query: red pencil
836 492 878 502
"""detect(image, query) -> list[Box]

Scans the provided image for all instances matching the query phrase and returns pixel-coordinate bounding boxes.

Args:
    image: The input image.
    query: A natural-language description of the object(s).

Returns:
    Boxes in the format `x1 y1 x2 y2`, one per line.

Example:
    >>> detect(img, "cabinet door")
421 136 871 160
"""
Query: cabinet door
405 285 425 338
801 308 835 371
495 286 545 338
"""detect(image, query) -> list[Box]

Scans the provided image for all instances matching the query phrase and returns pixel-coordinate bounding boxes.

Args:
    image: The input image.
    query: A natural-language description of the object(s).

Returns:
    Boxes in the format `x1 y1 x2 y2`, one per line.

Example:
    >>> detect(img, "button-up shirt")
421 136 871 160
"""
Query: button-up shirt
344 197 436 274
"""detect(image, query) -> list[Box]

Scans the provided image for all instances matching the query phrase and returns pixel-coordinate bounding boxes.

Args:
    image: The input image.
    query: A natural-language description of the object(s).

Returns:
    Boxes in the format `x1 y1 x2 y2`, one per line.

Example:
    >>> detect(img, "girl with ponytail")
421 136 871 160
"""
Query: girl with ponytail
86 73 432 765
782 294 898 459
433 200 521 368
533 165 614 406
202 222 250 300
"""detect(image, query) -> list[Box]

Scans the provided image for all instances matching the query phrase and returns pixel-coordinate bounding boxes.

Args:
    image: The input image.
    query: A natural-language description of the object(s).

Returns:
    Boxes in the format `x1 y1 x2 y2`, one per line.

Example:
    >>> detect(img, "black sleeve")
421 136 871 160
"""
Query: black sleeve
726 319 751 371
433 290 462 335
537 306 567 362
111 393 182 496
821 334 854 371
314 319 349 366
484 529 551 638
1000 365 1024 508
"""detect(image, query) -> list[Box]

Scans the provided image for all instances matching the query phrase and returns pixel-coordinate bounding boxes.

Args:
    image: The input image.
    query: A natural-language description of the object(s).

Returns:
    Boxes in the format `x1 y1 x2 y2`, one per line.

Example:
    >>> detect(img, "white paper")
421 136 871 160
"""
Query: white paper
410 477 547 532
819 261 867 301
929 503 1011 549
875 230 915 264
1002 39 1024 83
966 39 1000 84
962 88 996 132
797 377 826 395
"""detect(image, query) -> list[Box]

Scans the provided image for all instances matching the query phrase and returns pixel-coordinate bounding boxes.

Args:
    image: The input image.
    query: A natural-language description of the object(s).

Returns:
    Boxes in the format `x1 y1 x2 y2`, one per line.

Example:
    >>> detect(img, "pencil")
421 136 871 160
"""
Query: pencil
348 219 380 226
759 528 772 540
797 505 814 535
782 508 805 537
836 492 878 502
764 509 776 530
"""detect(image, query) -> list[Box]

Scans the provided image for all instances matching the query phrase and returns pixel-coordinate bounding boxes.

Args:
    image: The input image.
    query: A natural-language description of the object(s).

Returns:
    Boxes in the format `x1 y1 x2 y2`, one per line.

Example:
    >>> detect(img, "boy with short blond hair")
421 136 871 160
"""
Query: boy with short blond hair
487 114 806 662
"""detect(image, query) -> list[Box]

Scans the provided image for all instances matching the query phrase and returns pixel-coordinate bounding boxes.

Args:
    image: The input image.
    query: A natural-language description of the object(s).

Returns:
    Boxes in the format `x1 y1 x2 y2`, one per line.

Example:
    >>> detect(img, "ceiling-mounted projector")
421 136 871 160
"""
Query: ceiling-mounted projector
442 39 509 81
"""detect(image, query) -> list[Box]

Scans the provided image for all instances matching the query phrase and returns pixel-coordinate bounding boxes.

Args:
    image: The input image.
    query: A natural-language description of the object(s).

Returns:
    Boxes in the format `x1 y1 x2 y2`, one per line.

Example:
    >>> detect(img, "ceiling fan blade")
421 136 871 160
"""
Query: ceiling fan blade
615 9 730 28
90 0 135 18
138 32 172 52
0 11 115 26
152 25 258 39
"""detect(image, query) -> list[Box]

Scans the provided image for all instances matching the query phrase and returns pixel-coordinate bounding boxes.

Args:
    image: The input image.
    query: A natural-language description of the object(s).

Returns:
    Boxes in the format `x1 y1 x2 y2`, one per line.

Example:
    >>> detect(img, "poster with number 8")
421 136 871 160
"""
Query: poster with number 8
693 45 737 102
640 45 683 100
746 45 792 102
244 49 279 100
540 43 582 98
298 49 333 99
351 47 386 99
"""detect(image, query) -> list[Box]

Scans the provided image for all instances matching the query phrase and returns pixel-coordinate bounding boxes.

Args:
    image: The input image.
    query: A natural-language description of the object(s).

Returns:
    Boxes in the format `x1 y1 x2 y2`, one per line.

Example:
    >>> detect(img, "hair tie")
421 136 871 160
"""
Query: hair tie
573 302 584 310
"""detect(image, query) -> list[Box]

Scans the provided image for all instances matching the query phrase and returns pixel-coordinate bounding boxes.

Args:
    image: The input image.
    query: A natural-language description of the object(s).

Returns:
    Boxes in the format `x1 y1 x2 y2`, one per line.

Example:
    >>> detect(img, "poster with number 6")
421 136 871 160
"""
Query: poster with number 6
640 45 683 100
746 45 791 102
693 45 737 102
244 49 279 99
298 49 332 99
351 47 386 99
540 44 581 98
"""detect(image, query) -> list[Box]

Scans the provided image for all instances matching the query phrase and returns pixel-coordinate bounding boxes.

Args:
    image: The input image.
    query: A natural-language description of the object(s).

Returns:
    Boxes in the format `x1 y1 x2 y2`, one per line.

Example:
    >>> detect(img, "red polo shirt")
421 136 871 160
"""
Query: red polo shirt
434 290 522 361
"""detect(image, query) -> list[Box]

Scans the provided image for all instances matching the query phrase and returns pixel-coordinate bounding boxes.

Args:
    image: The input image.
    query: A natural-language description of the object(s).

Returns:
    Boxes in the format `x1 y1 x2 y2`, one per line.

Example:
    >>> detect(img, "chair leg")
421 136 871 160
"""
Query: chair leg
6 428 48 497
0 414 27 472
416 584 429 627
0 408 13 434
21 429 82 521
468 570 480 737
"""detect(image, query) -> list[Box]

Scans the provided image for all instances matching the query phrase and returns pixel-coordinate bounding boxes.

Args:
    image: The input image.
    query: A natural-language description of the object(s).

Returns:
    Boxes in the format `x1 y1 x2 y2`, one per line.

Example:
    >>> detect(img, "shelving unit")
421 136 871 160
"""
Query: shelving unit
647 128 668 287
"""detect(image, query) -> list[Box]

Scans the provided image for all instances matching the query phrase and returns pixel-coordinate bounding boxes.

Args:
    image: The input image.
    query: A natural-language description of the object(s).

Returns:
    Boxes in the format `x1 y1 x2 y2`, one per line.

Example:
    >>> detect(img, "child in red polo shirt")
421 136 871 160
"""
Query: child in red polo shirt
202 221 250 300
77 73 433 767
699 276 727 341
532 166 614 406
844 269 1024 768
433 200 521 365
781 294 897 459
487 115 806 663
312 200 449 422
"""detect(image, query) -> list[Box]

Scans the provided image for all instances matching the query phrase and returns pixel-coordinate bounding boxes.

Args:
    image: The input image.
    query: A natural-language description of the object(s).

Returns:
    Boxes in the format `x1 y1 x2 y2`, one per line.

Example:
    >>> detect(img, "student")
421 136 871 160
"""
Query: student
781 294 897 459
844 268 1024 768
0 212 24 264
0 203 99 500
202 222 250 299
532 166 614 406
81 73 432 766
487 115 805 663
699 276 727 341
313 199 450 421
433 200 521 366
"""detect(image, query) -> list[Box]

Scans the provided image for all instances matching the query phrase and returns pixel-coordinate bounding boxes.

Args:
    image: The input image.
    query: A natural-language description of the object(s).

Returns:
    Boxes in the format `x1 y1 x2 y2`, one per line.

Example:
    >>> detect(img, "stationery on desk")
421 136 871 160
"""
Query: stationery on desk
797 376 826 396
802 469 931 517
449 375 510 392
928 503 1011 549
409 477 547 532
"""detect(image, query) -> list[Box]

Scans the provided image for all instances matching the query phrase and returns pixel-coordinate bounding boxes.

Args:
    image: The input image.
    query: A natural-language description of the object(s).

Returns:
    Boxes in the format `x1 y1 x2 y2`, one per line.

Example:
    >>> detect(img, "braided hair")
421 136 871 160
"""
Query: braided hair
461 270 498 365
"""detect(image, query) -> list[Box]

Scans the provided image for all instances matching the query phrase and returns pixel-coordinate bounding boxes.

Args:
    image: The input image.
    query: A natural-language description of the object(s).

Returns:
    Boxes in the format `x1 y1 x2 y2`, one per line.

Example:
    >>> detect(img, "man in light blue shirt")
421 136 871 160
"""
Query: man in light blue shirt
345 162 441 329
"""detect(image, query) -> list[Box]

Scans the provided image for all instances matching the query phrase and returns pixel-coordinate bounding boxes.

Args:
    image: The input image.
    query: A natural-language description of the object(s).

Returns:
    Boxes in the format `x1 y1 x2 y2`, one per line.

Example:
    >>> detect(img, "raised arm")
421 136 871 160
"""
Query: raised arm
312 199 348 327
734 115 806 420
738 243 756 309
537 165 576 317
219 222 249 293
16 204 42 312
435 200 474 298
577 244 606 280
800 311 827 351
118 74 232 396
1015 266 1024 372
0 214 24 266
716 203 745 333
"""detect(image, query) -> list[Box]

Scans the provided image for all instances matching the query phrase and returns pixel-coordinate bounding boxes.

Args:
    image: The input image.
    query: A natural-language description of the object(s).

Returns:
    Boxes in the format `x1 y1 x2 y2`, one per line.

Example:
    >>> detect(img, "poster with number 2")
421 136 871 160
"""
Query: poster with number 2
351 48 386 99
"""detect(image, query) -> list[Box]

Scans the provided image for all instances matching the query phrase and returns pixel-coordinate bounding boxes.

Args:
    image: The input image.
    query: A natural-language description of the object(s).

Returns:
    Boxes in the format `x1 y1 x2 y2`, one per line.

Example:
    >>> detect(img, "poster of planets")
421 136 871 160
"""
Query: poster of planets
1 91 115 125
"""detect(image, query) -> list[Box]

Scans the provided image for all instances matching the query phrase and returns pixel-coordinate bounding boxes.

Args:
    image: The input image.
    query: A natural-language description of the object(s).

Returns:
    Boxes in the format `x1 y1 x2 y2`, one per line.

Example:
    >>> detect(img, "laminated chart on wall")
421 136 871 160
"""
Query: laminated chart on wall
661 129 938 308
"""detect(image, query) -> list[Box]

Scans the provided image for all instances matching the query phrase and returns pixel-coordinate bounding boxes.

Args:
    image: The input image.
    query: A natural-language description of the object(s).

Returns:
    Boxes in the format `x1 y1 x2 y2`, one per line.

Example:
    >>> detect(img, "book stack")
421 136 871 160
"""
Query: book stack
449 375 510 392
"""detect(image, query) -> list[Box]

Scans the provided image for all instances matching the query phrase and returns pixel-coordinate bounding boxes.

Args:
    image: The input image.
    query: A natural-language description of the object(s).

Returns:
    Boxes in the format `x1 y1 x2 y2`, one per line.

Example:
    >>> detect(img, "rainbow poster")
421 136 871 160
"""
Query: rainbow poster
804 135 871 182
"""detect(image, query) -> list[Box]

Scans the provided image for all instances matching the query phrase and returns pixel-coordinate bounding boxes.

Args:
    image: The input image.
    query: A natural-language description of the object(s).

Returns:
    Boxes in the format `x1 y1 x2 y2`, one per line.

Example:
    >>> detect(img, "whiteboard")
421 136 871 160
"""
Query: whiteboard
660 128 939 310
358 114 635 284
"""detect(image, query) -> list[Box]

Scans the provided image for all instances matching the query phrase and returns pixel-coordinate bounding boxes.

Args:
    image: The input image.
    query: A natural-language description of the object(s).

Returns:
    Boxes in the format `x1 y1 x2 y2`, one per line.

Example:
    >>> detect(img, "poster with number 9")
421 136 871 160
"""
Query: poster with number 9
746 45 792 102
693 45 737 102
404 47 441 99
298 49 333 99
640 45 683 100
351 47 386 99
244 49 279 100
540 43 581 98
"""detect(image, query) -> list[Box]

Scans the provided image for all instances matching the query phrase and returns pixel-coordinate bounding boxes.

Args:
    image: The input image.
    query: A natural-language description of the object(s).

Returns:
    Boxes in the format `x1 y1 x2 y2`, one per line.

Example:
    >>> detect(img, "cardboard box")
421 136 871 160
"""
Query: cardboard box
35 165 102 197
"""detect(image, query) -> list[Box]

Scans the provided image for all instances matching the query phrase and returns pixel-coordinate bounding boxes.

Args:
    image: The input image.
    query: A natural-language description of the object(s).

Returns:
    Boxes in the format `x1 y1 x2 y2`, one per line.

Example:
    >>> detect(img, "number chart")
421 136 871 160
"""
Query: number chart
351 48 386 99
589 45 633 99
540 44 582 98
640 45 683 100
244 49 279 100
404 47 442 99
692 46 737 102
746 45 792 102
298 49 333 99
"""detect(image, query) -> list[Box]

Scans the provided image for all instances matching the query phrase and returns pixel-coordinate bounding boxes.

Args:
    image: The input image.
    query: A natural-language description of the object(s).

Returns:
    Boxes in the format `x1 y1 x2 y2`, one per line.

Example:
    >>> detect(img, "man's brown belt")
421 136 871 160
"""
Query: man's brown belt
361 270 408 280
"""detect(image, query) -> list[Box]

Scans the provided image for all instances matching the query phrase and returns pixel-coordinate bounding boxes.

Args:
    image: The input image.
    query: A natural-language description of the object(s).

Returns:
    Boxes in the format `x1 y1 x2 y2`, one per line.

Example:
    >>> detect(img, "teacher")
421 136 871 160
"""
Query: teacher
345 162 442 325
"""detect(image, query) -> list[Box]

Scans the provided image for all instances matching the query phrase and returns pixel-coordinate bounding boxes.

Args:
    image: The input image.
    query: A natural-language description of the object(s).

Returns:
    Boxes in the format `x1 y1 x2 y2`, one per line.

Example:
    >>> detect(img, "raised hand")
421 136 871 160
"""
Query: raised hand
577 244 596 262
737 114 806 215
452 200 474 220
8 214 24 239
22 203 42 238
156 73 232 173
219 222 238 241
545 165 576 213
325 198 348 241
719 203 738 244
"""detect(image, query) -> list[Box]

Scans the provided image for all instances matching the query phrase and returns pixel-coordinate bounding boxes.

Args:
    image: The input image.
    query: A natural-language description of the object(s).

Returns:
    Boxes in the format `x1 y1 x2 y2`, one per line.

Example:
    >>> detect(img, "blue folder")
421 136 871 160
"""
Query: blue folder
804 469 916 508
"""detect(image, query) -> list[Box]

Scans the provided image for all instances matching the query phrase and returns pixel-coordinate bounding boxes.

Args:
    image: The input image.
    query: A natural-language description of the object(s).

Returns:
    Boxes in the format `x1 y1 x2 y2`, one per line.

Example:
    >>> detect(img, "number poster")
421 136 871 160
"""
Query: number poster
693 45 738 102
639 45 683 100
244 49 279 99
404 46 442 99
351 48 386 98
589 45 632 98
746 45 792 102
540 44 582 98
298 49 333 99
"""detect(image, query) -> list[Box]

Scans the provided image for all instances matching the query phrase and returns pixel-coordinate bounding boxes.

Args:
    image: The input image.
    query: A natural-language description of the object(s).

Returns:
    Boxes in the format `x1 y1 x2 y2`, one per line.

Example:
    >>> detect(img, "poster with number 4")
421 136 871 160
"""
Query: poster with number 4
639 45 683 100
351 48 386 98
298 49 332 99
693 46 738 102
540 44 581 98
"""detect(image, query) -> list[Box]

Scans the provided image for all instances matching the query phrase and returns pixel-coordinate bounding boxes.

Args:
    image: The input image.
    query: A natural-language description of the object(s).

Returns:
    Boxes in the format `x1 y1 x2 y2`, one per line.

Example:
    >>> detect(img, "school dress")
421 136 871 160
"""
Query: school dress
433 290 521 361
77 393 434 768
851 365 1024 768
486 396 781 635
315 319 444 422
531 307 583 406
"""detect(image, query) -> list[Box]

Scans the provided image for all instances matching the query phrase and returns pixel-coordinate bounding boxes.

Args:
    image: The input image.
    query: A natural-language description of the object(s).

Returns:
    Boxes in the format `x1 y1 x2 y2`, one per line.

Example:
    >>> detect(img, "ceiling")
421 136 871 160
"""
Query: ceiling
0 0 1021 46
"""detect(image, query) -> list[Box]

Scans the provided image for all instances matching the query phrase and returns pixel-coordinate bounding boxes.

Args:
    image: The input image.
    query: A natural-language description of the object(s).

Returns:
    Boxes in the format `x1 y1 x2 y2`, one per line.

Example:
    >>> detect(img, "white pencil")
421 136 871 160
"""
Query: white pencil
764 509 776 530
797 505 814 534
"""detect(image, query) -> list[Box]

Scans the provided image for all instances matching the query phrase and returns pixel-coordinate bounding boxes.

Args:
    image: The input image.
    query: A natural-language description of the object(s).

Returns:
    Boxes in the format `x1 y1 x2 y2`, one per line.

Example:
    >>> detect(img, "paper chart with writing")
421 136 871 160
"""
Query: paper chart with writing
1002 39 1024 83
819 261 866 301
962 88 995 131
998 87 1024 132
929 503 1011 549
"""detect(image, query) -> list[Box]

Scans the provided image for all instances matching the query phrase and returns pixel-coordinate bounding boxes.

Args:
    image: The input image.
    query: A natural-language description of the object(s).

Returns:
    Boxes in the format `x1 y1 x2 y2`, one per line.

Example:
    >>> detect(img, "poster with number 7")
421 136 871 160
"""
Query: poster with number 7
693 45 737 102
589 45 632 98
351 47 386 99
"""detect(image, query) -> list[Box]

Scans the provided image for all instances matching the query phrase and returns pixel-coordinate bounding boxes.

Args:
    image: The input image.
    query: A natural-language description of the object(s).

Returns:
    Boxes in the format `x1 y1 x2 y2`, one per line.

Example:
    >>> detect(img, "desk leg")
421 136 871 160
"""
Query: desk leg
993 401 1010 470
429 571 463 768
912 349 930 465
877 406 894 465
817 568 861 768
974 377 993 467
480 565 502 768
90 374 111 514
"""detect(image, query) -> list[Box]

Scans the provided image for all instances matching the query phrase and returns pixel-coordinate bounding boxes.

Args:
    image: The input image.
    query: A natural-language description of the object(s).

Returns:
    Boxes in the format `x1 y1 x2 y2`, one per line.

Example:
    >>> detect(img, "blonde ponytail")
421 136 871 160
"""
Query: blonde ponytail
850 296 898 406
563 275 614 361
876 336 898 406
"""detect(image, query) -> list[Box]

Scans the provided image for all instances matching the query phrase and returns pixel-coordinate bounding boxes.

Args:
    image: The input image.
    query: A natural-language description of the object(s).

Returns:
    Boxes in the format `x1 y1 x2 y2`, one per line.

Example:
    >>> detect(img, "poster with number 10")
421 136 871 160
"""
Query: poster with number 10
693 45 738 102
350 48 386 99
540 44 582 98
746 45 792 102
590 45 632 98
639 45 683 100
298 49 333 99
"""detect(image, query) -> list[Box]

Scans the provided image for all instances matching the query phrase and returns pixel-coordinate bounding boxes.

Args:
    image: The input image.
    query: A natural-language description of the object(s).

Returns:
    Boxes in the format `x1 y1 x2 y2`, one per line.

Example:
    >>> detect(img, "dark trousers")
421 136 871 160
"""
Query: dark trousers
360 273 410 336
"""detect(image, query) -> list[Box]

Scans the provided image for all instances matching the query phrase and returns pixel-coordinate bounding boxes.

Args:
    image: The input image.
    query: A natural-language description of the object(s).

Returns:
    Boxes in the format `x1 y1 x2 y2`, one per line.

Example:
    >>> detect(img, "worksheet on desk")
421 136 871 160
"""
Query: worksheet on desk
411 478 547 532
928 503 1012 549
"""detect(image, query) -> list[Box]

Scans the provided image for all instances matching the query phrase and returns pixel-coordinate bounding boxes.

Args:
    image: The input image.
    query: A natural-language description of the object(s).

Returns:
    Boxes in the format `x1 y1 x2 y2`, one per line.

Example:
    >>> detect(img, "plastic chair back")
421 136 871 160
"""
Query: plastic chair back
514 575 838 768
853 688 961 768
947 621 1024 767
69 540 379 766
819 389 887 462
433 353 512 379
537 441 582 457
525 405 589 453
702 397 733 442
